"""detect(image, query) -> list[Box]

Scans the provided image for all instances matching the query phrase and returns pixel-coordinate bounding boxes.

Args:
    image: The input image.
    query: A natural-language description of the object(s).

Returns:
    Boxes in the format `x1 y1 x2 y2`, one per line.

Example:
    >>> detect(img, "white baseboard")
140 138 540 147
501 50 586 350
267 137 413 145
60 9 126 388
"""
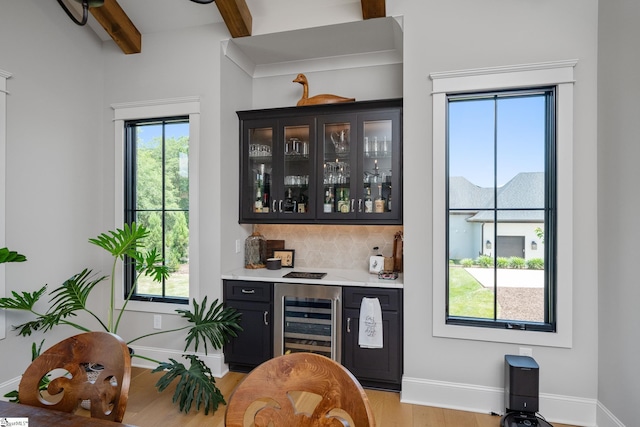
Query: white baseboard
401 376 598 427
128 345 229 378
0 376 20 401
596 401 626 427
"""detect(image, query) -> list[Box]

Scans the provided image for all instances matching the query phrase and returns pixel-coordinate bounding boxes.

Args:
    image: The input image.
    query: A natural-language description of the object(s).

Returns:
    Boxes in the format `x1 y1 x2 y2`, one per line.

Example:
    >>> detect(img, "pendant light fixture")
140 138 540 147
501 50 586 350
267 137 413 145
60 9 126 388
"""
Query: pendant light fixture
58 0 215 27
56 0 104 26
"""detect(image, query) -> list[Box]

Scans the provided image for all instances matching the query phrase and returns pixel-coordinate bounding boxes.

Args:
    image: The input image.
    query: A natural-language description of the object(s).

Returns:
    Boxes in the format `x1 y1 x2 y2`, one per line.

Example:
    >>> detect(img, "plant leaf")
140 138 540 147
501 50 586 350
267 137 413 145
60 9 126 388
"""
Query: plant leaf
176 297 243 354
88 222 149 260
0 286 47 311
135 248 170 283
152 355 225 414
0 248 27 264
47 269 107 318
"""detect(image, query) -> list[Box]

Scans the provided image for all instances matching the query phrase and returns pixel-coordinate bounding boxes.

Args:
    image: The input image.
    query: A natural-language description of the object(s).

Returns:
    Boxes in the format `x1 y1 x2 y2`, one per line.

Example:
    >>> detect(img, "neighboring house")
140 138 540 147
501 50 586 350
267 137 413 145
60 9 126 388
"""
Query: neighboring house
449 172 544 261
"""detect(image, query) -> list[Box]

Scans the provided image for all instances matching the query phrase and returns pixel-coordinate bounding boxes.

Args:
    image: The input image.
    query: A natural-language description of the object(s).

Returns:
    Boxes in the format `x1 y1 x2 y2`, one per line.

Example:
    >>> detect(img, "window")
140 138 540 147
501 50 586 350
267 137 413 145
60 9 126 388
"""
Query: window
124 117 190 304
112 97 200 314
446 88 555 331
431 61 576 347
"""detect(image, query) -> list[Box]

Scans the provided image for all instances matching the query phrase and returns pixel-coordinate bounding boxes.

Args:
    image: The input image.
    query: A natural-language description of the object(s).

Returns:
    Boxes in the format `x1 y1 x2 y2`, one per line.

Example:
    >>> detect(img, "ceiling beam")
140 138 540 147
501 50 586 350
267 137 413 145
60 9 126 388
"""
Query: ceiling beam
361 0 386 20
215 0 253 38
90 0 142 54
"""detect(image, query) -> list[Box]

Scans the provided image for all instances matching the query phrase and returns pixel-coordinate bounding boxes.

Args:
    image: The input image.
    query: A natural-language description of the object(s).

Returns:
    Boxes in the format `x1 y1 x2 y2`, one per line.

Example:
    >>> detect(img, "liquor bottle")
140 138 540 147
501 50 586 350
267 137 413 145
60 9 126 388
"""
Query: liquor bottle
364 186 373 213
254 186 263 212
337 189 350 213
374 184 385 213
283 188 296 212
297 192 307 213
323 188 333 213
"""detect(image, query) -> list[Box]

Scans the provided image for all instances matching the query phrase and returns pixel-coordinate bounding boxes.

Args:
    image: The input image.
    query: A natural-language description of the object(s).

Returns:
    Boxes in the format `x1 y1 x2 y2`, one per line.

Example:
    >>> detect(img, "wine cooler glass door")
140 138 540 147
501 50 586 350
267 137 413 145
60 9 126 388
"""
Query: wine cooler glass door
274 283 342 361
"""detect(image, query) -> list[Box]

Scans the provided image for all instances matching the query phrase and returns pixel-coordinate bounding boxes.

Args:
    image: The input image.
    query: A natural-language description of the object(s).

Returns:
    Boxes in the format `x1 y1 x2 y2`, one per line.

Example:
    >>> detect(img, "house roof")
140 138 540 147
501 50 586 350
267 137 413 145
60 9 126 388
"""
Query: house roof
449 172 545 222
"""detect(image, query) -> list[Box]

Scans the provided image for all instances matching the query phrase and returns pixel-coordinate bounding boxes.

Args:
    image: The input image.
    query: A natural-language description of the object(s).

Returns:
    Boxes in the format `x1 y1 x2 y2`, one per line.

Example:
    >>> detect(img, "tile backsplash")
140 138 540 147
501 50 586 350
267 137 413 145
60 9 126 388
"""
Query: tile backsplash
255 224 403 270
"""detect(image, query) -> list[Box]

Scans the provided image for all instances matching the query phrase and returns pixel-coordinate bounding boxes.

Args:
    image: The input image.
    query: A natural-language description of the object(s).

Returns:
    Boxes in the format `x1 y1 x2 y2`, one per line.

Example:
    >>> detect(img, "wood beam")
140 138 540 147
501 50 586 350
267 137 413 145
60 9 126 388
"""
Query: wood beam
90 0 142 54
361 0 386 20
215 0 252 38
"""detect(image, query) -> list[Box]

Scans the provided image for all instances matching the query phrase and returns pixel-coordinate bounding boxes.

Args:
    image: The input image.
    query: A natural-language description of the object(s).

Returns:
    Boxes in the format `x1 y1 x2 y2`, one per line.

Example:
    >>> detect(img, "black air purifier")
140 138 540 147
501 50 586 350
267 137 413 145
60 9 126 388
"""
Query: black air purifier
504 354 539 413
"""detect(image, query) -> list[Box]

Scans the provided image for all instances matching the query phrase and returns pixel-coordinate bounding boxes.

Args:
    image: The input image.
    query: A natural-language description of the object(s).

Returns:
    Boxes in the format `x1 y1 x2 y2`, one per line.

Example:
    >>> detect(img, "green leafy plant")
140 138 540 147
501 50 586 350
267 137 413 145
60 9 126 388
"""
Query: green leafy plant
0 224 242 414
526 258 545 270
460 258 474 267
508 256 526 269
476 255 493 268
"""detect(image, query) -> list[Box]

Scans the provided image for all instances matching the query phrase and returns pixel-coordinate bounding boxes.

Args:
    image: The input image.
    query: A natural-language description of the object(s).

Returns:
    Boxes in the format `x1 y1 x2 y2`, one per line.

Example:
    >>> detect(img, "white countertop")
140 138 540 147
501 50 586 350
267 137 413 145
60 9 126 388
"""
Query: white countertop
221 266 403 289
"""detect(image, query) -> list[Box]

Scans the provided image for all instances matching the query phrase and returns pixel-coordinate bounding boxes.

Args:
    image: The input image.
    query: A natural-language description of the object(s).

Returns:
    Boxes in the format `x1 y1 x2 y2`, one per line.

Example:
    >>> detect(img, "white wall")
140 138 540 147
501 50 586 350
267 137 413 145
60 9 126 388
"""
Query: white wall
0 0 105 380
101 23 231 352
597 1 640 426
396 0 599 424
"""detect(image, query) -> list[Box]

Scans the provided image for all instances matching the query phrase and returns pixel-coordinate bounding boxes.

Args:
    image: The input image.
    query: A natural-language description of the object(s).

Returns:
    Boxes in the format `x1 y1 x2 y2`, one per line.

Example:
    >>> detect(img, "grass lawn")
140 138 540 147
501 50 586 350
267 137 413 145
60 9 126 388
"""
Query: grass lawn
136 271 189 298
448 266 496 318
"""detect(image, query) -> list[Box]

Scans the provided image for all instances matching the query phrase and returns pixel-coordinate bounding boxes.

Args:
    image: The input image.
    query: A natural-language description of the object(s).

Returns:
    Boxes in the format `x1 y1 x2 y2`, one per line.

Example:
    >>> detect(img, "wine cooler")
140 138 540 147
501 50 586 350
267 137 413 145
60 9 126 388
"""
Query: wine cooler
274 283 342 361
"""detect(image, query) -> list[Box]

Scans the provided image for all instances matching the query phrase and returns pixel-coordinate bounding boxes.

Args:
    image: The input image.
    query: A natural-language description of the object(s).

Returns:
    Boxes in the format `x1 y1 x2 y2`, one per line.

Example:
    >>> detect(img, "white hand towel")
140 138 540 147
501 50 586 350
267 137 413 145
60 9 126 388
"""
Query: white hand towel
358 297 383 348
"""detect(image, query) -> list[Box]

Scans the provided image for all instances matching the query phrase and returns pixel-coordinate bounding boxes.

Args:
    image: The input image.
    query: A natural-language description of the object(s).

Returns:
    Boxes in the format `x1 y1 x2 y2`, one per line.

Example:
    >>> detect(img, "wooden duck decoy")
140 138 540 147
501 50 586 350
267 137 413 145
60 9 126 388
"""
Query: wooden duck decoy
293 73 355 106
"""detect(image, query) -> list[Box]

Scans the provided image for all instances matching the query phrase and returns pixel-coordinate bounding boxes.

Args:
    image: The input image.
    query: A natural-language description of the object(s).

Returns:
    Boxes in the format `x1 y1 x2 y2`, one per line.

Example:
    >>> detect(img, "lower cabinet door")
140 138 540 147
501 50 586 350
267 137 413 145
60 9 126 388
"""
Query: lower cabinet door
343 307 401 390
224 300 272 372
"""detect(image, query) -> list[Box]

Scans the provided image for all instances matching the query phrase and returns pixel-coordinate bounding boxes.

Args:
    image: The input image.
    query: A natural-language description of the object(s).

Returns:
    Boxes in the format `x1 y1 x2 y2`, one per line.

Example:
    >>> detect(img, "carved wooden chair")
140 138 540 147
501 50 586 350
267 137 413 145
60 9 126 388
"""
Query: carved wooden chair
18 331 131 423
225 352 376 427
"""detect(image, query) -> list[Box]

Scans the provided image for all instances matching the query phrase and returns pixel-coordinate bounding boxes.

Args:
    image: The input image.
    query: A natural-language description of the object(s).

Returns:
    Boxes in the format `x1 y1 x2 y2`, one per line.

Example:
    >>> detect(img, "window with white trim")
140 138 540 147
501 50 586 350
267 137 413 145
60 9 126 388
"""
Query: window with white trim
112 98 200 314
431 61 576 347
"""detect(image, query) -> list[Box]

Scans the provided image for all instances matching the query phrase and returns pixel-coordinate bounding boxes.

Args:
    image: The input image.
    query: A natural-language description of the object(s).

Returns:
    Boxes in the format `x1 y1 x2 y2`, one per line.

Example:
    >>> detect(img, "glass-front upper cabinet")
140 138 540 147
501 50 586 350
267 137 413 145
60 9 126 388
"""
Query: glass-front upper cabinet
238 99 401 224
240 116 315 222
318 114 357 219
358 109 401 222
317 107 401 223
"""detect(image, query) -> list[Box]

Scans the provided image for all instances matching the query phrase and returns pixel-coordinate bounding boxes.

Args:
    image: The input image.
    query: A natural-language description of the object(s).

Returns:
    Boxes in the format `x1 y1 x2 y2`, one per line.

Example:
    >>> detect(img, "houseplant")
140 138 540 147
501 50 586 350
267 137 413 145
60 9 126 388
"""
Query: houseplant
0 223 242 415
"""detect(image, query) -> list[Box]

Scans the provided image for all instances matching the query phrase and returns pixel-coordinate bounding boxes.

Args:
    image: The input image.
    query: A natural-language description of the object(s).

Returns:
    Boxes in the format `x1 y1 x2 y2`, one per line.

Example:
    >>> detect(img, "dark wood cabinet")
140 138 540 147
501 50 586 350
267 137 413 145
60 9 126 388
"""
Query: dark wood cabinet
342 286 403 390
237 99 402 224
223 278 403 391
223 280 273 372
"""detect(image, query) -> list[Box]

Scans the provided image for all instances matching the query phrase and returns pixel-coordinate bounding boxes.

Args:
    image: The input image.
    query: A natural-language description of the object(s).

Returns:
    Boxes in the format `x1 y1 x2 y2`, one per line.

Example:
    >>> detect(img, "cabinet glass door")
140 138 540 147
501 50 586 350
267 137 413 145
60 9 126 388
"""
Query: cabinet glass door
246 124 274 219
319 115 356 218
362 119 393 215
280 124 312 217
357 110 401 221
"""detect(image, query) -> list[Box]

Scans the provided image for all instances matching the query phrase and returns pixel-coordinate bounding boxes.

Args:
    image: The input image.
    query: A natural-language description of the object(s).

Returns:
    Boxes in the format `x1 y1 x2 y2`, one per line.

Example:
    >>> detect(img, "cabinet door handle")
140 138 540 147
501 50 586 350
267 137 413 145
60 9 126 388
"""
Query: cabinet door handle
272 200 277 212
241 289 256 294
350 199 355 212
347 317 351 333
279 200 283 212
263 311 269 326
358 199 362 212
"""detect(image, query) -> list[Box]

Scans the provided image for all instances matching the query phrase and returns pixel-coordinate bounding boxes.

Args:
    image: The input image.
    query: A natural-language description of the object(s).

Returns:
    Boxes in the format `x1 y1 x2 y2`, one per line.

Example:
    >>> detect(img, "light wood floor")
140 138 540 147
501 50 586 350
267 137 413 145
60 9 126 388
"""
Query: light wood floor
121 367 580 427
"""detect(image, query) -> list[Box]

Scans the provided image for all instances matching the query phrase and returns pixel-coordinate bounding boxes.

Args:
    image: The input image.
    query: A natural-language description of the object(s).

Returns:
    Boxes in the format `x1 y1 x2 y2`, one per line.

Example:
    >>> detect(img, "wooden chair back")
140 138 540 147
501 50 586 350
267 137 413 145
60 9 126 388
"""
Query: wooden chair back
225 352 376 427
18 331 131 423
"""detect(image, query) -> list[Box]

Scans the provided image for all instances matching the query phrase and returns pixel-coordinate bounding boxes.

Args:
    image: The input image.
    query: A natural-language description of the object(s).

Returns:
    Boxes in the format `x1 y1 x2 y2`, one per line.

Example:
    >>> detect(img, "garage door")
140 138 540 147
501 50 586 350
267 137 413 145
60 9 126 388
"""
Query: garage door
496 236 524 258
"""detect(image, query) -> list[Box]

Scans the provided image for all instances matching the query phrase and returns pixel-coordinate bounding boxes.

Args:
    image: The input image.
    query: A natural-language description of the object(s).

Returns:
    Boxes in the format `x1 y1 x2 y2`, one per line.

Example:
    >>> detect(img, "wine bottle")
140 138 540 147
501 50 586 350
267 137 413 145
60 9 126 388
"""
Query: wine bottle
324 188 333 213
337 188 350 213
374 184 385 213
364 186 373 213
254 186 263 212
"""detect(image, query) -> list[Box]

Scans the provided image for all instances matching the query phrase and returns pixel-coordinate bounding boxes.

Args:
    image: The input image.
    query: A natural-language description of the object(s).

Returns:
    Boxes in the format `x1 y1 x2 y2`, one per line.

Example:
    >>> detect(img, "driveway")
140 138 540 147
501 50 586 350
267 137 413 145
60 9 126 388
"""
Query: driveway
464 267 544 288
